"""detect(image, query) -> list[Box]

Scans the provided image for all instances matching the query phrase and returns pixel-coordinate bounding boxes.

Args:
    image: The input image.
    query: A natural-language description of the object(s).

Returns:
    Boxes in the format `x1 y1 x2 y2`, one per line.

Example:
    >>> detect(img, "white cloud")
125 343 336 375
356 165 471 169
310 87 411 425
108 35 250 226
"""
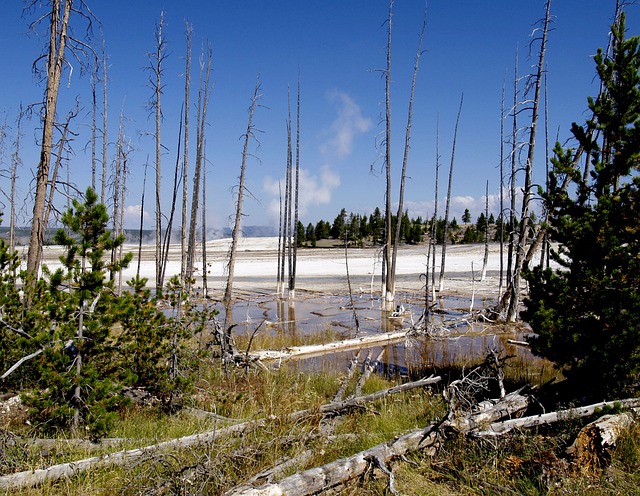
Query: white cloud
319 90 372 159
123 204 150 228
263 166 341 221
262 90 368 224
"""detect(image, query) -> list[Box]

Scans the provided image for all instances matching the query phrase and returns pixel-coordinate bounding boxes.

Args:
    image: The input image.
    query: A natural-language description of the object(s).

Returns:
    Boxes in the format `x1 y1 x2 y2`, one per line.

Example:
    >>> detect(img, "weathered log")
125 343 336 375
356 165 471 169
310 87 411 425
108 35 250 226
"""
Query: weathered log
251 328 421 363
291 375 441 420
472 398 640 437
567 411 637 474
447 390 529 433
226 390 529 496
225 425 441 496
0 419 263 491
354 349 385 398
0 376 439 490
332 352 359 402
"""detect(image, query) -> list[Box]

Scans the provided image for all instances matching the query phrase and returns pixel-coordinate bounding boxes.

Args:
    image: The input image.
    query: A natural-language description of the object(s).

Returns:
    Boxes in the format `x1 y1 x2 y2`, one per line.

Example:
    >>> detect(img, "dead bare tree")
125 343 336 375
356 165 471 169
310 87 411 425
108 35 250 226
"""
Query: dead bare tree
90 62 97 191
26 0 96 277
148 11 167 295
387 8 426 310
276 181 283 295
43 104 80 244
382 0 393 309
110 108 124 281
499 76 506 297
481 180 489 281
201 147 208 297
101 34 108 204
438 94 464 292
430 117 440 300
224 77 261 309
186 43 213 290
159 107 184 288
181 21 193 286
290 69 301 301
505 0 551 322
9 107 23 254
505 47 519 310
136 158 149 280
284 88 293 299
117 136 129 296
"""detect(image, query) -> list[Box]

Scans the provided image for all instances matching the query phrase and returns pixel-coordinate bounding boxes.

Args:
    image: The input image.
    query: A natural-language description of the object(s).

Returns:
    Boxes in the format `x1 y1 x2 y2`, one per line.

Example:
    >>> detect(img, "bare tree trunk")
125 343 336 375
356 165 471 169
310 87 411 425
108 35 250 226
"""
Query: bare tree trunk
101 35 108 205
382 0 393 310
284 88 292 299
504 47 519 315
43 105 78 243
186 44 212 290
276 181 284 296
541 62 550 270
499 77 506 298
481 180 489 281
111 109 124 281
506 0 550 322
117 145 128 296
438 94 464 292
389 9 426 309
136 159 148 280
201 149 208 297
430 117 440 299
9 107 23 255
90 65 97 192
27 0 72 277
159 107 183 288
290 69 301 301
151 12 166 295
181 22 192 286
224 78 261 308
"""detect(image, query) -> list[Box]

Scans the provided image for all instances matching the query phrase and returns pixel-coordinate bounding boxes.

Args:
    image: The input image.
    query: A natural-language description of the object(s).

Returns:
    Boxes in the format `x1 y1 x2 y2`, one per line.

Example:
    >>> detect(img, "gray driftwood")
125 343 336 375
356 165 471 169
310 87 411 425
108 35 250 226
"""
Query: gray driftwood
226 390 530 495
0 376 440 491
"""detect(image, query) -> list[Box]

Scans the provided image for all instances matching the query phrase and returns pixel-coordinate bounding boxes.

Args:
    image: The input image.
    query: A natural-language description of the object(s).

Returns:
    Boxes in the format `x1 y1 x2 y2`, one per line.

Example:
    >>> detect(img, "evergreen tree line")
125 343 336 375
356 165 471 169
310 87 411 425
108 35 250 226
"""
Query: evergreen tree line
295 206 526 247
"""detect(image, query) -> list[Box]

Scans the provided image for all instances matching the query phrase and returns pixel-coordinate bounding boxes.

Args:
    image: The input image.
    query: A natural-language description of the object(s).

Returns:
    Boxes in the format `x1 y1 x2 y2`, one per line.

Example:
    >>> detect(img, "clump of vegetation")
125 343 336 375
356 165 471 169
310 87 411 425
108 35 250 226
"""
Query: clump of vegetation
523 13 640 400
0 188 212 439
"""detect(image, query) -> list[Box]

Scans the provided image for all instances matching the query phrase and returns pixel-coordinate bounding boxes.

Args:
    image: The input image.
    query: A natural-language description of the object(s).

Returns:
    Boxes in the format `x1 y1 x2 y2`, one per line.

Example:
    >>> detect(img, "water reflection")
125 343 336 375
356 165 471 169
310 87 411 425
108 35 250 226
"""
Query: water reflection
209 290 533 374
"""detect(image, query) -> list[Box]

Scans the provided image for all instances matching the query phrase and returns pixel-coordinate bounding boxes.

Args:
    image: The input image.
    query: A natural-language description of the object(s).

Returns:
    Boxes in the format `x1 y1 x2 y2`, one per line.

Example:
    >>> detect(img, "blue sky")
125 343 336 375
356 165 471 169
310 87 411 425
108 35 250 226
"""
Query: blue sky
0 1 638 232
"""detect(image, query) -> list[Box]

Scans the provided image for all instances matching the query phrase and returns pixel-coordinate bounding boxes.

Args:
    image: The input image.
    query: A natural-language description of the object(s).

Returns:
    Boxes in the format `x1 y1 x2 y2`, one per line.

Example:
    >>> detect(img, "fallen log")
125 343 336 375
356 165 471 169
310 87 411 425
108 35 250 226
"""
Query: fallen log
250 328 421 363
225 425 441 496
284 376 441 422
473 398 640 437
226 390 530 496
0 418 264 491
567 410 638 474
0 376 439 490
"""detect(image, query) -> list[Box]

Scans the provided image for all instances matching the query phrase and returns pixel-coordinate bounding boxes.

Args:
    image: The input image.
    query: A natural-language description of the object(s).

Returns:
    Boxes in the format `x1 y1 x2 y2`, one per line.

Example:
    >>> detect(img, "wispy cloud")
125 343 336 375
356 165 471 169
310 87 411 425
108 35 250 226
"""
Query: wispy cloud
320 90 372 159
123 204 150 228
264 166 341 221
263 90 369 224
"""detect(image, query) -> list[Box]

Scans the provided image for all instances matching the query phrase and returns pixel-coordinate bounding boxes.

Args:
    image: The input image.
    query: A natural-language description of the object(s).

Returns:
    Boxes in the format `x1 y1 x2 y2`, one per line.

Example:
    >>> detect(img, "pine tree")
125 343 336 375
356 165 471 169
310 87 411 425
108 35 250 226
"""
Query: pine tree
462 208 471 224
523 13 640 398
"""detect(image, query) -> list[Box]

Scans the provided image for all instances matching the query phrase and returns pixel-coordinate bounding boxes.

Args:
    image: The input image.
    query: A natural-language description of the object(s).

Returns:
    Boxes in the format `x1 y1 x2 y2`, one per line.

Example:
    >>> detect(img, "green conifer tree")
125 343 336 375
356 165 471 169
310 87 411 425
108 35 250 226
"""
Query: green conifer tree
523 14 640 398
